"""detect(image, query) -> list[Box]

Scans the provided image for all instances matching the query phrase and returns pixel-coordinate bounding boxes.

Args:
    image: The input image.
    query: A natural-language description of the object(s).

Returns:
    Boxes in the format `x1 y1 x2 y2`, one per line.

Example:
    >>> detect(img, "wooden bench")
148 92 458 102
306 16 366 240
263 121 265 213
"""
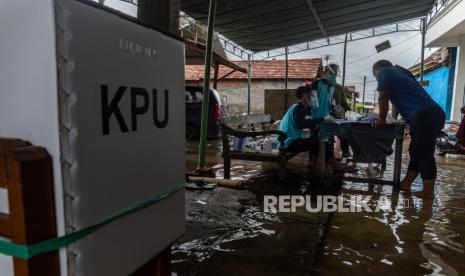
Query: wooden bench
0 137 172 276
220 114 300 181
0 138 60 276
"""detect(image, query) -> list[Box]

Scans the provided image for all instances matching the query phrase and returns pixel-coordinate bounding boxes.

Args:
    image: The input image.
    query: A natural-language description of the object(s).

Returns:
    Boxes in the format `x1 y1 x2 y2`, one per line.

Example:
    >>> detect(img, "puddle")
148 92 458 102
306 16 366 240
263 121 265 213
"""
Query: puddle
175 139 332 275
316 142 465 275
180 139 465 275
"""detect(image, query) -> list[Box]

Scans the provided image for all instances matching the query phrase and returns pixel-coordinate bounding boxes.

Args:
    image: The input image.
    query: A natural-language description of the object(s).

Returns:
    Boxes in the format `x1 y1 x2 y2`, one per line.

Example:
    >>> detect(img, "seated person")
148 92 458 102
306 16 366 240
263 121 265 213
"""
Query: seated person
457 106 465 152
278 86 343 171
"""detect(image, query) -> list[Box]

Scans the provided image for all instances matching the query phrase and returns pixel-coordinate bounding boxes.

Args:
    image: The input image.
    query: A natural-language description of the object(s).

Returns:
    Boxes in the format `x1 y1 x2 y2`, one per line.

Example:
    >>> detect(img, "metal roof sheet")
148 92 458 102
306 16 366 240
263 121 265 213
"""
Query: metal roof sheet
181 0 436 52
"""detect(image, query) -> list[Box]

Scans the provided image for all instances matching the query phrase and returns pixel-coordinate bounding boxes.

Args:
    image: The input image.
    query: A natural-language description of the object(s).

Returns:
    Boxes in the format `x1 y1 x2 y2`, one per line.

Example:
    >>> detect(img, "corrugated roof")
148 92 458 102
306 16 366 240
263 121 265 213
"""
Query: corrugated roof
185 58 322 81
181 0 436 52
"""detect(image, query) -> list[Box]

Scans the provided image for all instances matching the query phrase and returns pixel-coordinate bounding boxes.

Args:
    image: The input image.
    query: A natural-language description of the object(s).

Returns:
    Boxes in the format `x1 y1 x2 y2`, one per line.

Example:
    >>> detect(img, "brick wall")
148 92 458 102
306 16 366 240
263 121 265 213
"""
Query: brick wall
186 79 304 115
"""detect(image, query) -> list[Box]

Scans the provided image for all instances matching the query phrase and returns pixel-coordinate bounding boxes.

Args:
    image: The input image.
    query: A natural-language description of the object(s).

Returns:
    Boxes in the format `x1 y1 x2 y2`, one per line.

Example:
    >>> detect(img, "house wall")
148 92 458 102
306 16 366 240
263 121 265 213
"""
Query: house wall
186 79 304 115
452 34 465 121
425 0 465 121
420 66 453 119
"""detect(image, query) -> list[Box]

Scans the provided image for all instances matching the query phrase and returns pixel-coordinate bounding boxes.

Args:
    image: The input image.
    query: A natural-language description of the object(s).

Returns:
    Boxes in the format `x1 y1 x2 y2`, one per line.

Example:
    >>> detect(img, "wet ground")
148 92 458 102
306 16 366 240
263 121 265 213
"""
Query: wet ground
174 140 337 275
316 144 465 275
173 139 465 275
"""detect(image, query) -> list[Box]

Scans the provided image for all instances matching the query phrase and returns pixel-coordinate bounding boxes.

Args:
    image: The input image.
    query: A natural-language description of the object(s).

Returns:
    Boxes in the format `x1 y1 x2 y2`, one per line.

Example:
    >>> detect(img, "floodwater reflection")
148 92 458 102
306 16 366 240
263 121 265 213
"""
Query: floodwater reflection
182 139 465 275
316 155 465 275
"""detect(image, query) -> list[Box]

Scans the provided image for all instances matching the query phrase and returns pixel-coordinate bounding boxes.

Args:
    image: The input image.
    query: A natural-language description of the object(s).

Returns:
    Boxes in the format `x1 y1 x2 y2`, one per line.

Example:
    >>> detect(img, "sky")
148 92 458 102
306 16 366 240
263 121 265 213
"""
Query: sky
282 31 436 103
233 27 438 104
99 0 437 103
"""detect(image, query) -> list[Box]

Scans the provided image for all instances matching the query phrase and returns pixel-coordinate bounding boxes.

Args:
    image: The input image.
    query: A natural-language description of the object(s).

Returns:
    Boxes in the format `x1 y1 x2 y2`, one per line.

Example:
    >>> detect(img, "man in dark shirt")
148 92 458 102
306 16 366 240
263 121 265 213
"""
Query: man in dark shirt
372 60 445 199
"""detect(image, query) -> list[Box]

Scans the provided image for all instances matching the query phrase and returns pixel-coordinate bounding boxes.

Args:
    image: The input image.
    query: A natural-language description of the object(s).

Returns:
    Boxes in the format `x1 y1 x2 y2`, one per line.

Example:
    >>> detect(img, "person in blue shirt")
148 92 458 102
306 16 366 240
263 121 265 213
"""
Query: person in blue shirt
279 86 343 172
372 60 445 199
311 65 334 119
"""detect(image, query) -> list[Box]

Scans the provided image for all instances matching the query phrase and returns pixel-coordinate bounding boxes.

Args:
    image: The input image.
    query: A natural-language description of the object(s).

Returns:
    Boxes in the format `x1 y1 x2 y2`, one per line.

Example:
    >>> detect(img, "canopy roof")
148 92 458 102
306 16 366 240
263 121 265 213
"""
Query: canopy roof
181 0 436 52
185 40 247 72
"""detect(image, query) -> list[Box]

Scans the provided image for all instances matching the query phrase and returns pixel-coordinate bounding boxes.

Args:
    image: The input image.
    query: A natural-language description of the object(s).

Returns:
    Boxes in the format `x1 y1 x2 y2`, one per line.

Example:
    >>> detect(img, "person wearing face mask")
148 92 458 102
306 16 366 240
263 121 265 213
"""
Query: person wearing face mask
326 64 352 157
372 60 445 199
279 86 342 171
326 64 351 118
311 65 335 119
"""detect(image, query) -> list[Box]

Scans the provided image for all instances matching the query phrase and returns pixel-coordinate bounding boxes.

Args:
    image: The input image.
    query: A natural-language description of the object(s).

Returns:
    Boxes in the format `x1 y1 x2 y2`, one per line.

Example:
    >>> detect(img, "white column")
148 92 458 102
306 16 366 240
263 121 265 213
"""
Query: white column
451 34 465 121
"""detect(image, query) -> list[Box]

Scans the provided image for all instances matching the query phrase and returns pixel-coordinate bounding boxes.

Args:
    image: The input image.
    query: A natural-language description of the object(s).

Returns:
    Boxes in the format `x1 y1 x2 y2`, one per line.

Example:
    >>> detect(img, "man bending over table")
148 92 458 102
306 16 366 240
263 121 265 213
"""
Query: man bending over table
372 60 445 199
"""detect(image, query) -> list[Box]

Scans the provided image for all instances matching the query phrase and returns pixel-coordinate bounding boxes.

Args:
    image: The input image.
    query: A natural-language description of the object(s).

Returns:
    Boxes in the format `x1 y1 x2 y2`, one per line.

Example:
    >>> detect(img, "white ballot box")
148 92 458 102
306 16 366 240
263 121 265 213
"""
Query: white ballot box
0 1 185 275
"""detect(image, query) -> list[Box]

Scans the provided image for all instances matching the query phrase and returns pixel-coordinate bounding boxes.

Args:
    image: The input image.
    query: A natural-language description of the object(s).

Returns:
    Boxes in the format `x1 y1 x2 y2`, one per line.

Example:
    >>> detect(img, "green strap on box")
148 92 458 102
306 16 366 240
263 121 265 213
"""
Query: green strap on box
0 184 184 259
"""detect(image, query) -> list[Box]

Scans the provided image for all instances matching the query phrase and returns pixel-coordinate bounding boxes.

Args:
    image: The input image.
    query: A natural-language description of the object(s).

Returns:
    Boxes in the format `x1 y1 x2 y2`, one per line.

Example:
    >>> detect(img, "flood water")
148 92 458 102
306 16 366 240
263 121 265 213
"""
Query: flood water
178 139 465 275
316 147 465 275
176 140 332 275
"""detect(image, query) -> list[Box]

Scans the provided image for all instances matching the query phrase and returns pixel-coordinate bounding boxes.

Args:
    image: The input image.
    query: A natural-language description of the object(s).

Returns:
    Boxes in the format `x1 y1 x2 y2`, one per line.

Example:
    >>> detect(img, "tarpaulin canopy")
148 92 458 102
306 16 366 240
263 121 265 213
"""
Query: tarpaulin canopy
181 0 436 52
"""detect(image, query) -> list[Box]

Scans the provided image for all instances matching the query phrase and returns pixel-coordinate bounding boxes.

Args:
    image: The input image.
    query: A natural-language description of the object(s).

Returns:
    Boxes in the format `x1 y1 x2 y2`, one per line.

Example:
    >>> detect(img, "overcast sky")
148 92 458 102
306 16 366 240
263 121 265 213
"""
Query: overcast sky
234 23 438 103
280 31 437 103
102 0 437 103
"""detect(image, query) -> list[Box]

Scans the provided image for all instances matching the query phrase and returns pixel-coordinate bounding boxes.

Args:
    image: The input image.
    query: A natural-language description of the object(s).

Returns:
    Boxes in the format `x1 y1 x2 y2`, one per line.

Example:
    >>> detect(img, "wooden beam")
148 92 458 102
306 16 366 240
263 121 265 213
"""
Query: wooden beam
0 212 10 238
218 69 237 81
0 138 30 188
7 145 59 276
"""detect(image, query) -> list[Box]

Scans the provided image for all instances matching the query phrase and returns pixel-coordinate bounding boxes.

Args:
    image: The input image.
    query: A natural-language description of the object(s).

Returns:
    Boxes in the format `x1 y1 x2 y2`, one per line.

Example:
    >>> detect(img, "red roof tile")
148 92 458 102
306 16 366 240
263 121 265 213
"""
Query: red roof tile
185 58 322 81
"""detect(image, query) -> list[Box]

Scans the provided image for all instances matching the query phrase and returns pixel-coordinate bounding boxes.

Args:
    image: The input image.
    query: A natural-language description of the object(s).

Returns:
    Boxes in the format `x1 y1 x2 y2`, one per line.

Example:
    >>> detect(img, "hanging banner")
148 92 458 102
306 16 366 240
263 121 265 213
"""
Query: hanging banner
375 40 391 53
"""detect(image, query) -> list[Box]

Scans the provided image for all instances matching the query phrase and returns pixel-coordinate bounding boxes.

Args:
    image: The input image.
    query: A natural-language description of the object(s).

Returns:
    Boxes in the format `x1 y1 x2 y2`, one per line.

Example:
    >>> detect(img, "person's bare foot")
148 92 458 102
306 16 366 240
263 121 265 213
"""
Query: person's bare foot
399 170 419 192
413 179 435 199
412 190 434 199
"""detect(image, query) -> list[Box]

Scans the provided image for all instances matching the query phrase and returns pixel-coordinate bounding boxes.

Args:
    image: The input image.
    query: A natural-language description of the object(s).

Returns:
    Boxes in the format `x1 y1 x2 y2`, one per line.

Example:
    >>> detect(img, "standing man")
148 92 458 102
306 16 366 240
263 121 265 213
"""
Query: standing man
311 65 335 119
372 60 445 199
327 64 352 157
